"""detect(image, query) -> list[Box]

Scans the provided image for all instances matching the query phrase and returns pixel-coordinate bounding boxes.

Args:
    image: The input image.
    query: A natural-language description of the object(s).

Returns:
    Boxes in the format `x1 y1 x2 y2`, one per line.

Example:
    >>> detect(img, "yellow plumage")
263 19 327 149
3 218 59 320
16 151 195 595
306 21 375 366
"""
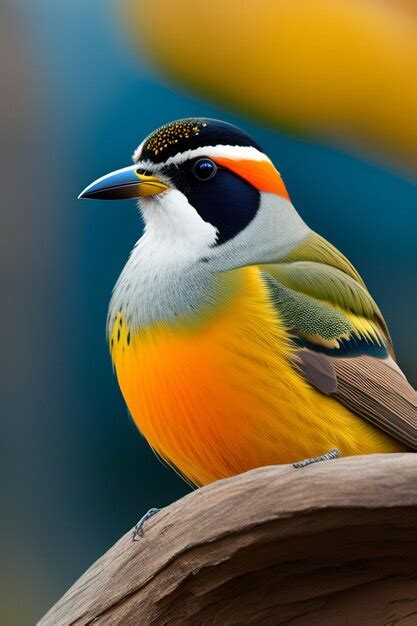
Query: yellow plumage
110 265 403 487
78 117 415 488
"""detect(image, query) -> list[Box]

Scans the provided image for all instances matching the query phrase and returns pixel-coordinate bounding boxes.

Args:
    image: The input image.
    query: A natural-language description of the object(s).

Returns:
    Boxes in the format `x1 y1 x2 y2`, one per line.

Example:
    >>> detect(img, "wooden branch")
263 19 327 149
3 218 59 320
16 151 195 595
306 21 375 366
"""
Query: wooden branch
39 454 417 625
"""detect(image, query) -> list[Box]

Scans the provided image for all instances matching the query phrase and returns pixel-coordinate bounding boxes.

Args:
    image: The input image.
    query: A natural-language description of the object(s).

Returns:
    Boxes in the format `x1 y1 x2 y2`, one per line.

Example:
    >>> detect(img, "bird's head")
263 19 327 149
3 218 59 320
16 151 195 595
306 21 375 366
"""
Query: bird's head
79 118 309 270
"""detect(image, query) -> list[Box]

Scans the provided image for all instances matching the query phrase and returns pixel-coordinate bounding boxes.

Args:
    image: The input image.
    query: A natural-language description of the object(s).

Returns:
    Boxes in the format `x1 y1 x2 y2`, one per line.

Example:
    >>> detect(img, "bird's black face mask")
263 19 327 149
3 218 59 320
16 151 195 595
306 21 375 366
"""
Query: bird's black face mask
164 157 260 245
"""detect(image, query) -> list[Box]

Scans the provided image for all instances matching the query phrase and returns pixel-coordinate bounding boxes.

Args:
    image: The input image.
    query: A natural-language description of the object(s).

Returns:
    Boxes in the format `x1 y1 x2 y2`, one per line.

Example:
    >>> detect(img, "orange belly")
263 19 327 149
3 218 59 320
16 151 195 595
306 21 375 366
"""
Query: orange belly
110 266 403 486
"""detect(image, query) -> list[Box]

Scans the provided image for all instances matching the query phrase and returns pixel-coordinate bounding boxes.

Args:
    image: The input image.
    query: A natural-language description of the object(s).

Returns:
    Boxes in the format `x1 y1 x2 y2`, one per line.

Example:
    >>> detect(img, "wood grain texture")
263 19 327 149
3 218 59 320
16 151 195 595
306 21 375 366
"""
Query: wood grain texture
39 454 417 625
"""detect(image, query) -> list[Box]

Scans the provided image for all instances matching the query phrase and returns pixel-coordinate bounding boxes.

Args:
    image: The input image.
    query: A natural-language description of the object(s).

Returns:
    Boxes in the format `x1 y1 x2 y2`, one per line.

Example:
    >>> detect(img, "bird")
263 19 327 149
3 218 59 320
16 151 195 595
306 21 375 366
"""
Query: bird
79 117 416 491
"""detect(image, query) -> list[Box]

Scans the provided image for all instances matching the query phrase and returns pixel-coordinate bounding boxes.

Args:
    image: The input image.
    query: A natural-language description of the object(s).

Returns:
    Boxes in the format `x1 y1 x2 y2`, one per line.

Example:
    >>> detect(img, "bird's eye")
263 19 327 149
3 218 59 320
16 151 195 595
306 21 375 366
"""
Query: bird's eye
192 158 217 181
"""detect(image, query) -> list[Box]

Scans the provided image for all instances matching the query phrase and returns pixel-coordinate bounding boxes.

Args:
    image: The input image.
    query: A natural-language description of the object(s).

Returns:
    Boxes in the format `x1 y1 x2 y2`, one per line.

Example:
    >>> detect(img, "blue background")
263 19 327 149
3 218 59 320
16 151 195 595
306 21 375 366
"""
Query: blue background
1 2 415 623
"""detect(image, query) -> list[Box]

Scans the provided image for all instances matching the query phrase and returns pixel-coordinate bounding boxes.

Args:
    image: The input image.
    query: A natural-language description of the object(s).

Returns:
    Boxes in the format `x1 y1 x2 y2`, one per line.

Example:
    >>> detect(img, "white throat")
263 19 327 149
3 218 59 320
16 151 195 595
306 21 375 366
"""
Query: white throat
108 189 310 332
108 189 218 331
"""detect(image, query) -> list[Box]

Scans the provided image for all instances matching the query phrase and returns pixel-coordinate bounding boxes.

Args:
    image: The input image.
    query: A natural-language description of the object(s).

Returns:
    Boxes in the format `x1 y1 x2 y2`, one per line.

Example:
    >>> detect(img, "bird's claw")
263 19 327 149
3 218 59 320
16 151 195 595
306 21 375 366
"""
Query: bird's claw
132 507 160 541
293 447 340 469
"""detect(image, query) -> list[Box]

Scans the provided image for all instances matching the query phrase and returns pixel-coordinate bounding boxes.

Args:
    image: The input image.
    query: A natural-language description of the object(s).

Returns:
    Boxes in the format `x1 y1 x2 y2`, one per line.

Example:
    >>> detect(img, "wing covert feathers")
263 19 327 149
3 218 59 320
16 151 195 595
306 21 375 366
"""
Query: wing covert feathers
280 231 365 285
264 231 392 353
262 231 416 448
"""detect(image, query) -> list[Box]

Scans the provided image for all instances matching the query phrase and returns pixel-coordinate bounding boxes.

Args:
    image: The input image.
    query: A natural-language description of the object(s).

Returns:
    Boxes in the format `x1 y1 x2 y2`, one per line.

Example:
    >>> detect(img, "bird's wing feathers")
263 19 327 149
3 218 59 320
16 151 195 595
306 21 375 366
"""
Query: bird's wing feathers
261 232 416 448
331 355 416 448
296 351 416 448
262 270 388 356
279 231 365 284
265 231 391 353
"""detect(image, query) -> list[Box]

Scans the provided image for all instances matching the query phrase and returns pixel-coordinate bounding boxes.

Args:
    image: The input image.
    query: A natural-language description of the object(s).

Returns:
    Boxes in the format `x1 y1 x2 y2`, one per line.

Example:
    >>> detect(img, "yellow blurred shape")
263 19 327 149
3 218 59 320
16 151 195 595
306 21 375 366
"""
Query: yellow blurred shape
123 0 417 172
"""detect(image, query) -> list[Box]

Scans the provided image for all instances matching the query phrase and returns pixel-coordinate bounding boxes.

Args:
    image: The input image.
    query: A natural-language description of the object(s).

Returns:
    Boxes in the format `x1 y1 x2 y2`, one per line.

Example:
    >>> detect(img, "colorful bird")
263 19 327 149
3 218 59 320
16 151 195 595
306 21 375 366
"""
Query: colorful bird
79 118 416 490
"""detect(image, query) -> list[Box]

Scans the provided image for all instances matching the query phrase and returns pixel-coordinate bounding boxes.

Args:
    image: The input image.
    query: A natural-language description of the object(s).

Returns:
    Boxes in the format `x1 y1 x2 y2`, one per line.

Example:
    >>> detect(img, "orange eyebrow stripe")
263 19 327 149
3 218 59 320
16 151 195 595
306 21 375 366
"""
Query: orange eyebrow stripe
212 157 290 200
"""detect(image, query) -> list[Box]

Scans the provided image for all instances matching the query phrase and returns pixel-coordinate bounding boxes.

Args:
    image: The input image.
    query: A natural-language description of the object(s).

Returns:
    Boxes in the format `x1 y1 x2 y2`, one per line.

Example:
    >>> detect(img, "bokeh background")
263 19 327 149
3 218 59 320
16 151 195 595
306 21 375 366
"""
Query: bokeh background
1 1 416 623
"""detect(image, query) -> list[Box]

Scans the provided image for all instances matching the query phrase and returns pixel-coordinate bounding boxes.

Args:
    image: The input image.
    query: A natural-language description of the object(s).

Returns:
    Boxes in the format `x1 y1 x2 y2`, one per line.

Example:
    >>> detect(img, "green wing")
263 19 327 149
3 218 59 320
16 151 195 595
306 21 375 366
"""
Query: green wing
263 231 391 355
261 232 417 449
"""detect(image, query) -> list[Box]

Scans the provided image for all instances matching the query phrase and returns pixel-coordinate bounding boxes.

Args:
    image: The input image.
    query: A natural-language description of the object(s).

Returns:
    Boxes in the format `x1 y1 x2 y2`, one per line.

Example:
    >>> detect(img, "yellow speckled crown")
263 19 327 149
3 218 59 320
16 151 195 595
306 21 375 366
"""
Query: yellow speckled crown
141 120 206 159
136 118 262 164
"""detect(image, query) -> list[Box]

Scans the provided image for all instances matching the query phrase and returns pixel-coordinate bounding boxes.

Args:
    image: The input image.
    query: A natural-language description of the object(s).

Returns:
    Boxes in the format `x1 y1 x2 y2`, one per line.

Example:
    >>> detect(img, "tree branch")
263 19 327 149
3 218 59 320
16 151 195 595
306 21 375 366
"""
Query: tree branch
39 453 417 625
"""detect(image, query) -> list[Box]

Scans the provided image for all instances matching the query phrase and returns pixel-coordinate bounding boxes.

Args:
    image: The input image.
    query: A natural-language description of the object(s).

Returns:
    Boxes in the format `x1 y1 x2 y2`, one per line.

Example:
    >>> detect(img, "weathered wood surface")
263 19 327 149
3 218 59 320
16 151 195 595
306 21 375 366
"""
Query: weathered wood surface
39 454 417 625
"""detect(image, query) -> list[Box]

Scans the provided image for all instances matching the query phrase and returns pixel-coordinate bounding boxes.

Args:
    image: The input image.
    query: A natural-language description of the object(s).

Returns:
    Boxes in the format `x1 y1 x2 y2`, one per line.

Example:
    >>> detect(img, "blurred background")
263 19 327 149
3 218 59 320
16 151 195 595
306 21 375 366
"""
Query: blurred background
1 1 415 623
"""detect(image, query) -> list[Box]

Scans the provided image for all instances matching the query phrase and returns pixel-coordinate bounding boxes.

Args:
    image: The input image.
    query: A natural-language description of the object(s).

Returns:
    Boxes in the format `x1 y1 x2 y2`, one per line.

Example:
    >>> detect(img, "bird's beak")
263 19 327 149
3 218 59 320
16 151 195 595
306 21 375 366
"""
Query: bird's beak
78 165 169 200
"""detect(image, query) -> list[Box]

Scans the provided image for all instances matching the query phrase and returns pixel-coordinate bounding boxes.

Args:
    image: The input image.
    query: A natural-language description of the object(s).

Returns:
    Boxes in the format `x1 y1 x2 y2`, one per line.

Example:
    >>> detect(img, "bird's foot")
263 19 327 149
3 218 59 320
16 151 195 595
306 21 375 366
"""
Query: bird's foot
132 507 160 542
293 448 340 469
